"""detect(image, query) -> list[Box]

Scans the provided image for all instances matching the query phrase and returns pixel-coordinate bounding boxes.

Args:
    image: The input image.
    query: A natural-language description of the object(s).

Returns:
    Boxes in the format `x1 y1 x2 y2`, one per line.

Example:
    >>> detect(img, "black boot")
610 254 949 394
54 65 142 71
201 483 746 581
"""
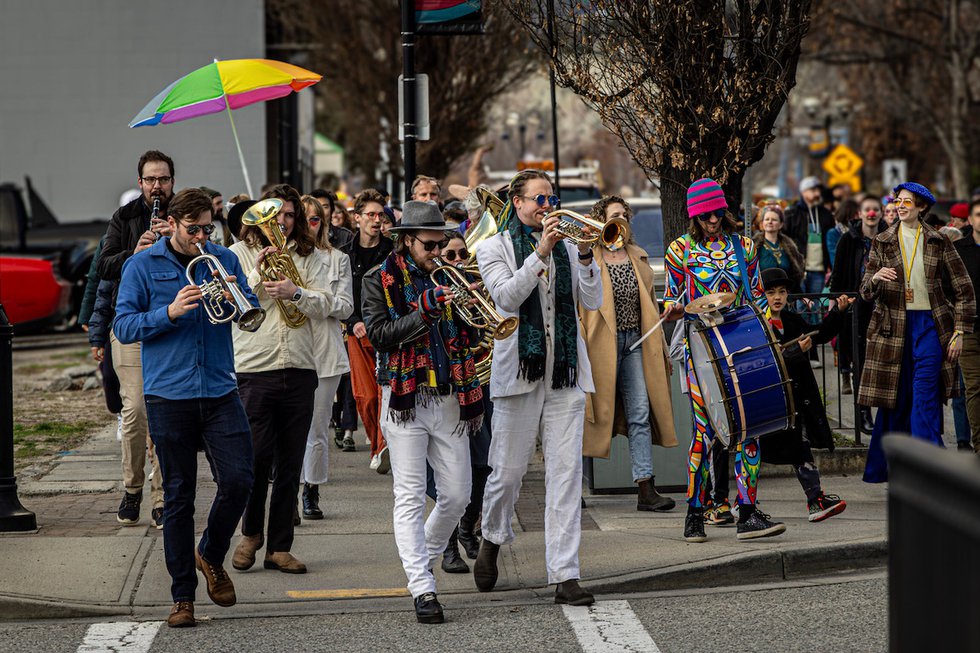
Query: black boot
414 592 444 624
441 528 469 573
555 579 594 606
473 539 500 592
457 517 480 560
302 483 323 520
636 478 675 512
860 407 874 434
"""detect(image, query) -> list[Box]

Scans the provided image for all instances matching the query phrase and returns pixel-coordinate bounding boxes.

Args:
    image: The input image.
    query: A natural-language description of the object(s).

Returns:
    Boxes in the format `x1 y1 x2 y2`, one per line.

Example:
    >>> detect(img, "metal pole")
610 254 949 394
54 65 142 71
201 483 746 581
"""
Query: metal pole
0 305 36 532
401 0 417 201
547 0 561 197
852 297 863 445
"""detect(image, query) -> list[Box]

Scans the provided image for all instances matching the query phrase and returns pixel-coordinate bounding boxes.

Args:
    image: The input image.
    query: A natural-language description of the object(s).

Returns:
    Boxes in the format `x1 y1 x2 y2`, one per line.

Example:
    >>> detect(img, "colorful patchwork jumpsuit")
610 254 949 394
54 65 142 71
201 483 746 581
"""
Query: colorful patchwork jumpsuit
663 233 767 510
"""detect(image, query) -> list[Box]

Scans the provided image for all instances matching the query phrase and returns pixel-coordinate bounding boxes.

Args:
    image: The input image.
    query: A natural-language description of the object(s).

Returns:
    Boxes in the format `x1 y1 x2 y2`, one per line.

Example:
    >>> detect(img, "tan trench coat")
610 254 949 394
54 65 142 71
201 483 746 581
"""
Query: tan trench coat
580 244 677 458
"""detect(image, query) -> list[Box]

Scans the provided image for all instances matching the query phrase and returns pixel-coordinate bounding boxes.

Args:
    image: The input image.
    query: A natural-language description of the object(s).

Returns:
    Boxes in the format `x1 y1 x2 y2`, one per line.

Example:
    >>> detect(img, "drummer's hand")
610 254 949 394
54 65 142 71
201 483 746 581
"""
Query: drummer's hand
835 295 854 312
873 267 898 283
663 304 685 321
798 335 813 352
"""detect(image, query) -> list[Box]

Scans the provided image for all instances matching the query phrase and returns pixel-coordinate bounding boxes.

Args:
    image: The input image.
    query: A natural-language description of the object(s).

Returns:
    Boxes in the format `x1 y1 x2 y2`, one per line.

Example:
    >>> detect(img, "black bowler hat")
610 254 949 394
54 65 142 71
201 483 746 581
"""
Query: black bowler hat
762 267 791 291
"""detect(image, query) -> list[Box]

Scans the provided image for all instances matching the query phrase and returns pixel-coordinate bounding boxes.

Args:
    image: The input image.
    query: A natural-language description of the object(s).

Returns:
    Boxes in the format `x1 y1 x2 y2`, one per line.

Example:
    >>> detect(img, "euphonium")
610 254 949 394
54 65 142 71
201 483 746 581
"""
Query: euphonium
186 244 266 332
240 198 308 328
430 261 519 341
547 209 631 251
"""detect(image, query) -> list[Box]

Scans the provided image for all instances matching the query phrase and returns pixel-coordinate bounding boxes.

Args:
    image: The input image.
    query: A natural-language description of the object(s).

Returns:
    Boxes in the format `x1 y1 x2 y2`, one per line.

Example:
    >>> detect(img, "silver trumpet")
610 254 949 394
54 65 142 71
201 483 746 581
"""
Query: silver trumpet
186 243 266 332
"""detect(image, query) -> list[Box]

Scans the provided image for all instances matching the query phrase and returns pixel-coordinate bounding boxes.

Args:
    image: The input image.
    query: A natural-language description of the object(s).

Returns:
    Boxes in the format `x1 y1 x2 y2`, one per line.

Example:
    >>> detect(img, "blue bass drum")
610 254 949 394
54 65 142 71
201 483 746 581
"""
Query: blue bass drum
687 303 794 448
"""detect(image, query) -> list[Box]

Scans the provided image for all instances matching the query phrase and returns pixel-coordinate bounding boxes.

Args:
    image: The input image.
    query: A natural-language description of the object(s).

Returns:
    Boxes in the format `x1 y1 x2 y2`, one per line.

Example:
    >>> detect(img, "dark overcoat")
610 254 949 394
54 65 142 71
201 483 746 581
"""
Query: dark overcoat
858 219 976 408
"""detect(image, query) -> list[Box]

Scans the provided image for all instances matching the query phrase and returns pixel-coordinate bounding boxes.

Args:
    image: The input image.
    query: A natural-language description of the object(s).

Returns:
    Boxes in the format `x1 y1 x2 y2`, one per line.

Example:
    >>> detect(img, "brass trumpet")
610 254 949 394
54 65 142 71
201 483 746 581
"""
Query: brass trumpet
547 209 631 251
186 244 266 332
240 198 308 328
430 261 519 340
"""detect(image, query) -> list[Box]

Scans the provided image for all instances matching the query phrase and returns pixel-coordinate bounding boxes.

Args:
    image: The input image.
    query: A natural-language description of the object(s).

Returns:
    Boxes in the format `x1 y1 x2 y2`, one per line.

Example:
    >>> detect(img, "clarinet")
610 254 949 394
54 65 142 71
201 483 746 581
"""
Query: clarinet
151 198 162 241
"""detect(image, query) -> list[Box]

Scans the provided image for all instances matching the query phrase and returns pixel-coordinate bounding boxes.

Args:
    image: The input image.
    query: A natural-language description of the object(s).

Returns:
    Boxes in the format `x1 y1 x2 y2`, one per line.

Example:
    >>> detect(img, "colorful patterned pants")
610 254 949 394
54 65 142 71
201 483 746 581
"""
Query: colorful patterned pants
685 366 760 508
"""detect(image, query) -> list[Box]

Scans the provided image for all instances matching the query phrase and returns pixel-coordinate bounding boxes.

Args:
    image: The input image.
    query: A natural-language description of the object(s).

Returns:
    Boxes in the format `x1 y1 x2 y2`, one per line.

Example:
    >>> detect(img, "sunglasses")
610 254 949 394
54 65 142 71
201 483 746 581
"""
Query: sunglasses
184 223 216 236
893 198 916 208
443 248 469 262
695 209 726 222
520 194 560 208
415 237 450 252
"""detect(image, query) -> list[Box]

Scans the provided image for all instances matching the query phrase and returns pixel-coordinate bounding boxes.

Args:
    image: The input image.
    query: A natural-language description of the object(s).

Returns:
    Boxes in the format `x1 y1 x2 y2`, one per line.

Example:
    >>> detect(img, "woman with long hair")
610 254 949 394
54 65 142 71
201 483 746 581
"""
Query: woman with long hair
752 203 804 291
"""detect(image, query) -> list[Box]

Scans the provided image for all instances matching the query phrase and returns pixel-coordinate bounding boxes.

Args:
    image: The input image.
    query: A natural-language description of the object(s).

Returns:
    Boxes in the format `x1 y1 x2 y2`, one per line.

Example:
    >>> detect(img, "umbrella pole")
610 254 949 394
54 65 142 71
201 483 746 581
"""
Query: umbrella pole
224 99 254 198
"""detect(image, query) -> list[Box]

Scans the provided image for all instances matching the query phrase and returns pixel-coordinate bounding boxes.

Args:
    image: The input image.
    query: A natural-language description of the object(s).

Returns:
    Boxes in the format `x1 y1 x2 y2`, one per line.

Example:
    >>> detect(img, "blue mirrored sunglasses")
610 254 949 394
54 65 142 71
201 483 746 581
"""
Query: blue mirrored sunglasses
522 194 560 208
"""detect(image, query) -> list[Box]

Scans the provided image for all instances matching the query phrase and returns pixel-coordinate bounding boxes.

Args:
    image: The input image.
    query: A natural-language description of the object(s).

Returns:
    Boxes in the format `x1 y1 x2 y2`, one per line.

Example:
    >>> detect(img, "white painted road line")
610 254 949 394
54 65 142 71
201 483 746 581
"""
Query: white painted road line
76 621 162 653
562 600 662 653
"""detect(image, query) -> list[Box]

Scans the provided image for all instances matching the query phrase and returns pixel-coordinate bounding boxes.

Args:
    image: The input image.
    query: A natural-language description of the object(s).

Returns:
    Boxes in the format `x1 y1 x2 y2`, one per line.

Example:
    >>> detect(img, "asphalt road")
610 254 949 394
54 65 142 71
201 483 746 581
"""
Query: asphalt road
0 572 886 653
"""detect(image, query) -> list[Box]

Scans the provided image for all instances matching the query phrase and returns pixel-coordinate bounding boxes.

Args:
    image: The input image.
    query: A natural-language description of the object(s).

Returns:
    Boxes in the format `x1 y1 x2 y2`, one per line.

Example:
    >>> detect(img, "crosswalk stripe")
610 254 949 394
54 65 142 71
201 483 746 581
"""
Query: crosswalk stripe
562 600 661 653
76 621 162 653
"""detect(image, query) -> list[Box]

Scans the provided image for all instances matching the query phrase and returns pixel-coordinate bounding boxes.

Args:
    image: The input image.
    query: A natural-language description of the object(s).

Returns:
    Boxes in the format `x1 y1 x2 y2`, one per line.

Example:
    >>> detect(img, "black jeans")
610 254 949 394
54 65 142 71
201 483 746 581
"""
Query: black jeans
331 372 358 431
238 368 318 553
145 391 254 602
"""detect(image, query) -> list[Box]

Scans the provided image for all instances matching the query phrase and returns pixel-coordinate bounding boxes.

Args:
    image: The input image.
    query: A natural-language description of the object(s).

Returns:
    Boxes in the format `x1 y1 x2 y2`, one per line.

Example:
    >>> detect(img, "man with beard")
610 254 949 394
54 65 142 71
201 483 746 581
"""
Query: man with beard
96 149 175 528
200 186 233 246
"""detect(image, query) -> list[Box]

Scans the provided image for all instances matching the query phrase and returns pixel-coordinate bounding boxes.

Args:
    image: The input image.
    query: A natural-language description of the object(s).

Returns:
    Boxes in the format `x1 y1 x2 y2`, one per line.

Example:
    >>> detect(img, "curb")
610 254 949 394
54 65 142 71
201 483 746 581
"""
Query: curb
0 595 130 621
765 447 868 478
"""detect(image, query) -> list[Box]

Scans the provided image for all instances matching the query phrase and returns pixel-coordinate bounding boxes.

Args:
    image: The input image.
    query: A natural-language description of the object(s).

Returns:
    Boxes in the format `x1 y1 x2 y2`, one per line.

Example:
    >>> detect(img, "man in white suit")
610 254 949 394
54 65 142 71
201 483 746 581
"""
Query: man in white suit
473 169 603 606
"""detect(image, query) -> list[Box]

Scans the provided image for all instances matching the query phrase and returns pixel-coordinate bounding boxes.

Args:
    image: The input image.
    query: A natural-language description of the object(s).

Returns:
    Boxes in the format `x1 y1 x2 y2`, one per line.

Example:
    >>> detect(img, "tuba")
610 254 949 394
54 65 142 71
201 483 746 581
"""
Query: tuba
240 198 308 328
186 244 266 332
547 209 631 251
430 261 518 341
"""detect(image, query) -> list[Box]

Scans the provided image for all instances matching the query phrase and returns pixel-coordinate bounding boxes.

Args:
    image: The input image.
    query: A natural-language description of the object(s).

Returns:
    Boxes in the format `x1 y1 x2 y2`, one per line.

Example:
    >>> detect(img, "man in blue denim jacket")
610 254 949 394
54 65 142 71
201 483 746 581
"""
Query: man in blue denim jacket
114 188 259 628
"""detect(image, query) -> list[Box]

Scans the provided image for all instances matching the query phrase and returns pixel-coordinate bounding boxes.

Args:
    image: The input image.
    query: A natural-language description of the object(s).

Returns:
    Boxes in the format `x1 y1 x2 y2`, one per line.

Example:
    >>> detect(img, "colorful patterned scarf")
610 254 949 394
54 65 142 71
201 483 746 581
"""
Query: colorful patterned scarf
378 252 484 436
507 213 578 388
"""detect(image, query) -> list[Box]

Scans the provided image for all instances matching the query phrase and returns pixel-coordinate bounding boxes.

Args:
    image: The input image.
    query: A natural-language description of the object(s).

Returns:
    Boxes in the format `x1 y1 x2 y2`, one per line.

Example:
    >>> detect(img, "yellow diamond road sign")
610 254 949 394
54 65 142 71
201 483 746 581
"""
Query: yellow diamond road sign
822 144 863 192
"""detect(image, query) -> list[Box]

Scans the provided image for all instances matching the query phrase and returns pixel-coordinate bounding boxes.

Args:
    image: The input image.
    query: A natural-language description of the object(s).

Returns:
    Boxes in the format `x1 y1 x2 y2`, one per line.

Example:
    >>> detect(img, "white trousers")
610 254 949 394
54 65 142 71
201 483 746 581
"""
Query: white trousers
482 381 586 585
381 387 472 597
301 375 342 485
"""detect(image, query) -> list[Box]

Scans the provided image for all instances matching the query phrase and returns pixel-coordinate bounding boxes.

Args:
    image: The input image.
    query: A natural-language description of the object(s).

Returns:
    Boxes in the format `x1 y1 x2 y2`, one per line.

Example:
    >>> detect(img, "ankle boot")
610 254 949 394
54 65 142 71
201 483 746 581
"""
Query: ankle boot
302 483 323 520
636 478 675 512
441 527 470 574
457 517 480 560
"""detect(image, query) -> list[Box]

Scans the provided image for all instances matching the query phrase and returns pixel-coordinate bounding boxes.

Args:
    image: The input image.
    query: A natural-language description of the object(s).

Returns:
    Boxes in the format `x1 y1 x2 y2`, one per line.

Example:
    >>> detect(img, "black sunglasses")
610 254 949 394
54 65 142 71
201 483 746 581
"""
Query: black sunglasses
695 209 726 222
443 248 469 262
184 223 216 236
414 237 450 252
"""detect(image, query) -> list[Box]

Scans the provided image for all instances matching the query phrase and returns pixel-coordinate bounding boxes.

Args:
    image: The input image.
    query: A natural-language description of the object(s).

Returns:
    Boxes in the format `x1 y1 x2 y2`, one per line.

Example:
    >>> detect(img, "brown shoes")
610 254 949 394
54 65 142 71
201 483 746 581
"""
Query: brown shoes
264 551 307 574
195 548 236 607
232 534 264 571
167 601 195 628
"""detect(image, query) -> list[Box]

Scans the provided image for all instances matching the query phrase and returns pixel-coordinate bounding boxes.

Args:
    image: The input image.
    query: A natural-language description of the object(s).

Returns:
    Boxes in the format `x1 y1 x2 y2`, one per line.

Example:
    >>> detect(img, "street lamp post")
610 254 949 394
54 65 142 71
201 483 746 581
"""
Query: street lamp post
0 305 36 532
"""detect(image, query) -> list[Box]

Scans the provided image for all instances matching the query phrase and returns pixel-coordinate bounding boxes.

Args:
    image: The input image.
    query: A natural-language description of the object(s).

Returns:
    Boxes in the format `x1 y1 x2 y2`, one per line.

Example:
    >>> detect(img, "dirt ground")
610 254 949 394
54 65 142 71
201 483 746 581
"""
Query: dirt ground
11 339 114 473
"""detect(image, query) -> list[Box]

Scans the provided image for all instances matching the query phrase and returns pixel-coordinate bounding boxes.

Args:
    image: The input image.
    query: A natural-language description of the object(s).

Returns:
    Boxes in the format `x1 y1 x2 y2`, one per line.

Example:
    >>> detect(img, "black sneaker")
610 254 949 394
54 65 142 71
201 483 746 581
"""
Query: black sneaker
807 493 847 522
684 511 707 542
413 592 444 624
151 507 164 530
333 427 345 449
737 510 786 540
117 491 142 525
342 433 356 452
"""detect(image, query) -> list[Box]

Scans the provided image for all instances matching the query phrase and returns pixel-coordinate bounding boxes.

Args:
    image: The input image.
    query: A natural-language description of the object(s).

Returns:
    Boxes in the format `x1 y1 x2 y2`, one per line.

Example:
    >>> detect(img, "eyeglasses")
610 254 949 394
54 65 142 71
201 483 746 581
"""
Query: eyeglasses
695 209 726 221
520 194 560 208
414 237 449 252
183 223 216 236
893 198 916 208
443 248 469 262
359 211 385 220
141 176 172 186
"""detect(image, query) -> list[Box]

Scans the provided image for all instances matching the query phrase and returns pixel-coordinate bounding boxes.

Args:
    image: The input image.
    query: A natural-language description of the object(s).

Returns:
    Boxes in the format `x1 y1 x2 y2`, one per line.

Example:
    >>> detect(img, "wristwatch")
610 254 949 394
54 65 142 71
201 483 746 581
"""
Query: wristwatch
291 288 302 302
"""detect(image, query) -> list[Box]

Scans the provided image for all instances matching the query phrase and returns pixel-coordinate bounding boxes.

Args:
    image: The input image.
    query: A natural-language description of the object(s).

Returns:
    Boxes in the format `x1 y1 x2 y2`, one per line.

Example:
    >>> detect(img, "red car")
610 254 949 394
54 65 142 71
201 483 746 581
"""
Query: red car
0 256 72 330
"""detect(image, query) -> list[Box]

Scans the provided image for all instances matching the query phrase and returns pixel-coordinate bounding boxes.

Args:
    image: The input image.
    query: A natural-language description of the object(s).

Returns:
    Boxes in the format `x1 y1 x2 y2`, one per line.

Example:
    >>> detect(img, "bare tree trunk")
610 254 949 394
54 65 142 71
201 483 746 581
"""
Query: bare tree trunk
660 167 692 243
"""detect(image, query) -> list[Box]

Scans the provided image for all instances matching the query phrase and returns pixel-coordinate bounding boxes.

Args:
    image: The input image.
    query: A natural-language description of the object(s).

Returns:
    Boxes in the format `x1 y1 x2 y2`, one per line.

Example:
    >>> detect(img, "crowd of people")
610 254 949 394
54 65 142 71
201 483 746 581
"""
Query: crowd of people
77 148 980 628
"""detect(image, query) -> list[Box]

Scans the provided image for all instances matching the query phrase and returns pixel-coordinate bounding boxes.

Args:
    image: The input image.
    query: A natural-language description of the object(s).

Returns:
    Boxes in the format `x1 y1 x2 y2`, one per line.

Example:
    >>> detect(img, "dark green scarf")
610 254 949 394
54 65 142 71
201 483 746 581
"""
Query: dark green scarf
507 215 578 389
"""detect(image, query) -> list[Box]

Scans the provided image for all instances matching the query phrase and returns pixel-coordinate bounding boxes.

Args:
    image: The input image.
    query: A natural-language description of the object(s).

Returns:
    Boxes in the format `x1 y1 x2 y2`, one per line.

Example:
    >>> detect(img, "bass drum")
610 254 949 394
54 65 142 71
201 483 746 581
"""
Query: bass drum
686 303 793 448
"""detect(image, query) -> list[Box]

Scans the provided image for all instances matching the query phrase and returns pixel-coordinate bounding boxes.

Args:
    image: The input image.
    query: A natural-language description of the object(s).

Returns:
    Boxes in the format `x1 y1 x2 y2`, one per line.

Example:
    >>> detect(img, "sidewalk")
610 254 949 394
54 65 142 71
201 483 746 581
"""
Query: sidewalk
0 422 888 621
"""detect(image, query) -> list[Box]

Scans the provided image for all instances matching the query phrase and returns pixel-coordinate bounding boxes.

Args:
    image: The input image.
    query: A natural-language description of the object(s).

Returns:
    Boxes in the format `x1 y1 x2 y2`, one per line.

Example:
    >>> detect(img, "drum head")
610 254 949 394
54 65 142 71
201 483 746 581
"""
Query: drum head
687 325 732 444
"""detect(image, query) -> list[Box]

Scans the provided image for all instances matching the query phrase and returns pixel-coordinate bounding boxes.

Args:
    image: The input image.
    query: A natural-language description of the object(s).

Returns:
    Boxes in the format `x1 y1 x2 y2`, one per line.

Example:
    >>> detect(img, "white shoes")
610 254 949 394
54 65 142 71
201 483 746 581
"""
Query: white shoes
369 454 381 471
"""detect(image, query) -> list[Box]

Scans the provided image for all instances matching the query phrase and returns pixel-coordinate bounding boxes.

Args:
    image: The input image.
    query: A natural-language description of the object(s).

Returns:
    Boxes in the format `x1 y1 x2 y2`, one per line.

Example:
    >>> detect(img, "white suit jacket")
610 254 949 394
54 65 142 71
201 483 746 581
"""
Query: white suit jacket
475 232 603 399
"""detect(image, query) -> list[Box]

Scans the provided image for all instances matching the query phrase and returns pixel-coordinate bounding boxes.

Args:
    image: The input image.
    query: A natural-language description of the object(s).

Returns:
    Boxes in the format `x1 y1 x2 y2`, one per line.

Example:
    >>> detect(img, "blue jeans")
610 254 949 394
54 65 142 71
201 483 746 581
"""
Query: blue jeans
952 368 970 445
618 329 654 482
145 391 254 603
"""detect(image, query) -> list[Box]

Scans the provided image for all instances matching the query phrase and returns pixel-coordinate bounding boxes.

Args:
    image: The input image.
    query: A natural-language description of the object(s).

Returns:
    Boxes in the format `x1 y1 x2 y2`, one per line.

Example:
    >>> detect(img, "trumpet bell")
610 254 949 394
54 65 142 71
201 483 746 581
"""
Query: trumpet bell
494 316 519 340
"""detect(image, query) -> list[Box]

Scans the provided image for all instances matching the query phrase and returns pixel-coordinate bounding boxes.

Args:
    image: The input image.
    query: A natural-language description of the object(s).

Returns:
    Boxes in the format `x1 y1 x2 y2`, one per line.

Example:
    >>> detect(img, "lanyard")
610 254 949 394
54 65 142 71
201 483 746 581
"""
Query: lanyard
898 223 922 291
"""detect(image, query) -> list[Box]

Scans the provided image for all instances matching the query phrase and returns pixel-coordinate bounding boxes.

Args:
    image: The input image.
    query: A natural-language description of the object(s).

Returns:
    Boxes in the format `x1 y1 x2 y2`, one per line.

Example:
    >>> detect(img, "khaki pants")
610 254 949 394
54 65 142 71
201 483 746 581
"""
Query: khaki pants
110 331 164 507
959 332 980 453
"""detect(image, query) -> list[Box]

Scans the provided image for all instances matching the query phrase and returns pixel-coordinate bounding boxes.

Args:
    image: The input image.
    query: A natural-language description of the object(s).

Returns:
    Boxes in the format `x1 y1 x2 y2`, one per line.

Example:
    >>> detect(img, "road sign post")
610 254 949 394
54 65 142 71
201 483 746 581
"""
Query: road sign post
822 144 863 192
882 159 908 192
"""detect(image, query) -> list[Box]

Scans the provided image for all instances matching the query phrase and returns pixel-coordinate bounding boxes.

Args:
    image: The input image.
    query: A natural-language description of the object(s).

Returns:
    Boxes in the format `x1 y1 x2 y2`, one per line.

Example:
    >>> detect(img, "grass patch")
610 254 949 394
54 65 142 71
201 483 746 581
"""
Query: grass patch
832 431 857 447
13 420 100 459
15 361 84 375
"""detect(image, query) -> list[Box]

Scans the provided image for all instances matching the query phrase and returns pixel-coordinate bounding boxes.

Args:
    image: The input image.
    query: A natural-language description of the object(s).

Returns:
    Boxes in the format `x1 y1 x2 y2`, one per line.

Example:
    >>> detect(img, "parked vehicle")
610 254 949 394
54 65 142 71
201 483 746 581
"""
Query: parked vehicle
0 256 72 330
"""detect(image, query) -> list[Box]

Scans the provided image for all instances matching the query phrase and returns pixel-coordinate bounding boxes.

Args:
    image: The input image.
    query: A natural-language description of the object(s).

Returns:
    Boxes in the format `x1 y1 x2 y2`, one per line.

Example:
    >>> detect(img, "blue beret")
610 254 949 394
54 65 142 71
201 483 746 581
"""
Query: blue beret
892 182 936 207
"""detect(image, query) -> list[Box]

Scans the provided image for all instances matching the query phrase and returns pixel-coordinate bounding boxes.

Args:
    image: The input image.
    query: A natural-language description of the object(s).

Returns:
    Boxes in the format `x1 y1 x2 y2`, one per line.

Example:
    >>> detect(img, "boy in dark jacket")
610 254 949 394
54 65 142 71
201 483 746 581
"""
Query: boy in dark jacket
761 268 851 522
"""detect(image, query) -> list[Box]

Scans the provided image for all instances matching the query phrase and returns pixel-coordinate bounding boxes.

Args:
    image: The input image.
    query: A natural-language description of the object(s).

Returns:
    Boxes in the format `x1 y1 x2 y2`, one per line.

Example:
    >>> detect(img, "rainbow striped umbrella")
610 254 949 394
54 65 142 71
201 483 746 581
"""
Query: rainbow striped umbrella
129 58 322 196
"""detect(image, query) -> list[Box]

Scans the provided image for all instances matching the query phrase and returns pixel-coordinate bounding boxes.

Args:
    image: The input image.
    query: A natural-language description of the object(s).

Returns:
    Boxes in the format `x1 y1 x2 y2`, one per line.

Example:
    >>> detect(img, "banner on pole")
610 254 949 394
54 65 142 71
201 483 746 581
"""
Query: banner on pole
416 1 483 35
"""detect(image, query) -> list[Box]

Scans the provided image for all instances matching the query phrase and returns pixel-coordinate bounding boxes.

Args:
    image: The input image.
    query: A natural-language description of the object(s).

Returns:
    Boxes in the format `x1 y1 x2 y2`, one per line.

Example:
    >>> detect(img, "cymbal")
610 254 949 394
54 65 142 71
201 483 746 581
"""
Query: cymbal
685 292 736 315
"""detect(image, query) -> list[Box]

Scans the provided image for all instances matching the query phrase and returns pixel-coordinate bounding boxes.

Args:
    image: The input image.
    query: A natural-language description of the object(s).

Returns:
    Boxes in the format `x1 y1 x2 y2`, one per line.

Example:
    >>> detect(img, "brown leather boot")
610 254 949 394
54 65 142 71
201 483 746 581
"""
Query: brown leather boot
264 551 307 574
195 548 236 607
637 478 676 512
167 601 195 628
232 534 264 571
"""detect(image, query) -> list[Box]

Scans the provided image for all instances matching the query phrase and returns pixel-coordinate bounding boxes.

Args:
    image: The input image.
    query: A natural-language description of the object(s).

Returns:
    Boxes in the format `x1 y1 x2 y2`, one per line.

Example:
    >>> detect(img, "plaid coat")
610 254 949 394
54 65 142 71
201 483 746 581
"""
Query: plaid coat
858 220 976 408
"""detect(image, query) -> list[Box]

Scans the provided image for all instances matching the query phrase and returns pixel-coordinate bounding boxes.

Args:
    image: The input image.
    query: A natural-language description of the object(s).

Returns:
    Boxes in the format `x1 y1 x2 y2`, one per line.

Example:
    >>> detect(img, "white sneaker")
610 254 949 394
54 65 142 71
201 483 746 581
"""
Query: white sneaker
369 454 381 471
364 434 371 446
376 446 391 475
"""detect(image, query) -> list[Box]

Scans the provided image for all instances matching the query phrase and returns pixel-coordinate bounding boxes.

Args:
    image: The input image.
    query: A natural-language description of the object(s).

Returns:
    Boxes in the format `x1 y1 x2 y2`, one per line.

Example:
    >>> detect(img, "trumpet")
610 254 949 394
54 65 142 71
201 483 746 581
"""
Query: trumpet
186 244 266 332
547 209 631 251
430 261 519 341
240 198 308 328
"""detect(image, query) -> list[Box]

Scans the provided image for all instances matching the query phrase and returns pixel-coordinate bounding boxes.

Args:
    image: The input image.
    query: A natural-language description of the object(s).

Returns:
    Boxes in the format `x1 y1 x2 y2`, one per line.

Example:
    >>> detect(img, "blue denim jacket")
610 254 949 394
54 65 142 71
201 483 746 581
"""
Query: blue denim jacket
113 238 259 400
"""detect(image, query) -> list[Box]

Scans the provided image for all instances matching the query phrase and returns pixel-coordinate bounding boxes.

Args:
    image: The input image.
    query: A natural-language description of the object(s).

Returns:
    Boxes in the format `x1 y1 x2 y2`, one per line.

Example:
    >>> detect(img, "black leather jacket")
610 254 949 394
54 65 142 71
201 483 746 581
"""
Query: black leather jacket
361 264 430 353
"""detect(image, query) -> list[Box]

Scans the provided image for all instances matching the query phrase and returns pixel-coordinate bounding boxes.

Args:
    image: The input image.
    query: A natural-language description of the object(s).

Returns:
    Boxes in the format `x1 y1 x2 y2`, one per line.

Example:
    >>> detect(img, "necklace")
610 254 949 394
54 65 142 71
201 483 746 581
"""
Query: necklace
763 239 783 264
898 222 922 303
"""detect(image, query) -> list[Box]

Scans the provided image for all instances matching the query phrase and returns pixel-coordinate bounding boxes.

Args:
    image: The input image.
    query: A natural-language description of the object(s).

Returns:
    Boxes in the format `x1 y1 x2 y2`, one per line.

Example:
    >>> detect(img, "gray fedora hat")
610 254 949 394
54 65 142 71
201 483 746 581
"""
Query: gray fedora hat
389 200 457 233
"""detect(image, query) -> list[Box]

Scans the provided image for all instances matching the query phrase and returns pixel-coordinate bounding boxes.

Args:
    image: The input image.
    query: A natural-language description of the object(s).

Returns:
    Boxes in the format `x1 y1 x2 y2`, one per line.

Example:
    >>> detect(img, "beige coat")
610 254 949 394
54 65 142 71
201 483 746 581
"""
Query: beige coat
580 244 677 458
